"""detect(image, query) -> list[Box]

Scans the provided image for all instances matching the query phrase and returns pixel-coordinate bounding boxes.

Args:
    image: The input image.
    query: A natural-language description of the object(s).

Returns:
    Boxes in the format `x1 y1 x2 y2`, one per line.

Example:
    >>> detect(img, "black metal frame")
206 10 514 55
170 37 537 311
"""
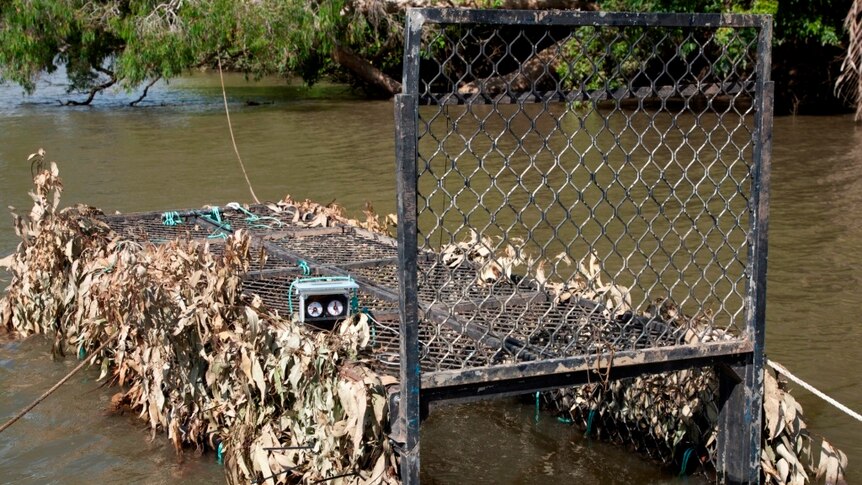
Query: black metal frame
395 8 773 484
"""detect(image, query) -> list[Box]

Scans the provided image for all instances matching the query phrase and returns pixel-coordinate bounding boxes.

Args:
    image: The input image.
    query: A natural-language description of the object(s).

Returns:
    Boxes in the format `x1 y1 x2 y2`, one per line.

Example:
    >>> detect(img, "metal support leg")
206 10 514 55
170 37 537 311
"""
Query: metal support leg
395 93 421 484
717 358 763 484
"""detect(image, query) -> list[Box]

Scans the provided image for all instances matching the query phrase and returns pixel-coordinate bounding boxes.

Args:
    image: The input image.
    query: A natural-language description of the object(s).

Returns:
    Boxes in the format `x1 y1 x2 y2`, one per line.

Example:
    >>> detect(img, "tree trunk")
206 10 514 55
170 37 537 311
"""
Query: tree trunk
339 0 598 97
332 44 402 96
458 43 561 95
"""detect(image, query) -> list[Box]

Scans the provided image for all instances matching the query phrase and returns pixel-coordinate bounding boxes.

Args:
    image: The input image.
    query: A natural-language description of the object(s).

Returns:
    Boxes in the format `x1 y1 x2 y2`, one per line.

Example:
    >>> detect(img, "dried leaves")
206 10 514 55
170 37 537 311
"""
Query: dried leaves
0 157 399 484
430 229 849 483
271 196 396 236
762 371 849 485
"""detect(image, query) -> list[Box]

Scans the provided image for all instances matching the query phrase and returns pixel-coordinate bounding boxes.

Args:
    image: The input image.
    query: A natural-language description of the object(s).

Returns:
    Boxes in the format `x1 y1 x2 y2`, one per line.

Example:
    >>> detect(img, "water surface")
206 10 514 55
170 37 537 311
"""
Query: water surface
0 71 859 483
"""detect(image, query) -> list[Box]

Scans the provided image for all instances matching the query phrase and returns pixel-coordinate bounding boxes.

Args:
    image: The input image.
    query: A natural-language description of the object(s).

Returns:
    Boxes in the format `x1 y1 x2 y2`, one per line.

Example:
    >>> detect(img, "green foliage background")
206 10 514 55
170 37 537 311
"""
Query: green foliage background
0 0 852 111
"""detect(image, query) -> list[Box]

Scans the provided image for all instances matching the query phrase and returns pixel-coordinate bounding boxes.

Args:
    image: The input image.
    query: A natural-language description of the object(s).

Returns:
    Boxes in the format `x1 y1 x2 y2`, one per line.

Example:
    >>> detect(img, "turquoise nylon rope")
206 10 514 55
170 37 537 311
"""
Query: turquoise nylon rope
161 211 182 226
679 447 695 476
217 441 224 465
534 392 541 423
362 308 377 346
232 204 284 229
585 409 596 437
201 207 231 239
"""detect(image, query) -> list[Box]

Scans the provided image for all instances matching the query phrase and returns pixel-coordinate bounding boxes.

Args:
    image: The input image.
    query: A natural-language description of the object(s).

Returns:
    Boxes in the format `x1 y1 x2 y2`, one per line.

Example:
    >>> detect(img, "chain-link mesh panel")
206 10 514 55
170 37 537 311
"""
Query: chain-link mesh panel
404 14 766 374
544 366 721 475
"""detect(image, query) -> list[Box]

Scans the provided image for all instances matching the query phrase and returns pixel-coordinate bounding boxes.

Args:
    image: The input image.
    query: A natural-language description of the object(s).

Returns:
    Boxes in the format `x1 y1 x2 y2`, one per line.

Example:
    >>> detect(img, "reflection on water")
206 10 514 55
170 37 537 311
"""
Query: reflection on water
0 71 860 483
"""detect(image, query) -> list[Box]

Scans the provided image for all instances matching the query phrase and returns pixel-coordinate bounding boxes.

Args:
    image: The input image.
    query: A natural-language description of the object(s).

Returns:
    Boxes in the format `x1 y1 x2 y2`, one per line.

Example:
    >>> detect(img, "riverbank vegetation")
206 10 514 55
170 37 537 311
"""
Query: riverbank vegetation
0 0 856 114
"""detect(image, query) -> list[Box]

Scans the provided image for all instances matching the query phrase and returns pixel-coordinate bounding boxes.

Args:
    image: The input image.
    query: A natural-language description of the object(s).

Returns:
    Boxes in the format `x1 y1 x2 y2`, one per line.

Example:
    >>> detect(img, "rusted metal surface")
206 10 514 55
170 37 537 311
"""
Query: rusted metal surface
397 7 773 484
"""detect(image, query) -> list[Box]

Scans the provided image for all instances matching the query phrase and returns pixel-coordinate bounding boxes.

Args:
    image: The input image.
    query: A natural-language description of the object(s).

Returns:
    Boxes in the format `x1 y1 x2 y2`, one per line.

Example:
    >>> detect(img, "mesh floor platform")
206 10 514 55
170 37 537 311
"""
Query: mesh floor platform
100 204 683 379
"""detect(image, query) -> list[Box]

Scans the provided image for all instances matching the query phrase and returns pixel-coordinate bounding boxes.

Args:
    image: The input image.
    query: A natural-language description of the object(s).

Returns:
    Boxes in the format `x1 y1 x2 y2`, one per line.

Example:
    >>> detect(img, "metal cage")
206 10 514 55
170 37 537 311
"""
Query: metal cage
394 8 773 484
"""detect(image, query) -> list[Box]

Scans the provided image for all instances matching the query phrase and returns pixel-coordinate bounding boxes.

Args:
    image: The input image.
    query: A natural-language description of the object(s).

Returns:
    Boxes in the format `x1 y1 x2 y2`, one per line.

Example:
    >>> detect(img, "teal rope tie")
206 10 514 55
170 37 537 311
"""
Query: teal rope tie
161 211 182 226
585 408 596 437
557 416 573 424
217 441 225 465
362 307 376 346
231 204 284 229
77 344 86 360
534 392 541 424
297 260 311 276
203 207 232 239
679 447 695 476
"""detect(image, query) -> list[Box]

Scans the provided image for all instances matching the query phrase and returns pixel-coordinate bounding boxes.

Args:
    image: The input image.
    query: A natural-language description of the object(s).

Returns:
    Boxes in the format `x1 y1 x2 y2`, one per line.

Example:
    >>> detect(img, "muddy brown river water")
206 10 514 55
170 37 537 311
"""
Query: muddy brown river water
0 71 859 484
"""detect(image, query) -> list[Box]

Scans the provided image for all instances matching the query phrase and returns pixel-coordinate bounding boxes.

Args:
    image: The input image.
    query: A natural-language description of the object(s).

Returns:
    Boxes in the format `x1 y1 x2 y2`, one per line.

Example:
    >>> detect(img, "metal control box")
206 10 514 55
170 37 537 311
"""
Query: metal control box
292 277 359 329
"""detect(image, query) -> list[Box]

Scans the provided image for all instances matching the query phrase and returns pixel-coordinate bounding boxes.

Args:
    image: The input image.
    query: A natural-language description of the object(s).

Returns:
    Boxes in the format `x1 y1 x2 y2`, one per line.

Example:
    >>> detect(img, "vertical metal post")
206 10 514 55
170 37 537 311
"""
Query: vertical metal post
394 10 424 484
717 16 773 484
395 92 421 484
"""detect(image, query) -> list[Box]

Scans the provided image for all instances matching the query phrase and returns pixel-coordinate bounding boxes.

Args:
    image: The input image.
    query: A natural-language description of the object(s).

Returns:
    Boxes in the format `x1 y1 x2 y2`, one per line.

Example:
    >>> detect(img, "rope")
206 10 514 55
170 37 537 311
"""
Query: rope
679 447 695 476
534 391 541 423
585 408 596 437
161 211 182 226
361 308 377 346
217 57 260 204
201 206 232 239
226 202 284 229
0 333 119 435
767 359 862 423
350 289 359 315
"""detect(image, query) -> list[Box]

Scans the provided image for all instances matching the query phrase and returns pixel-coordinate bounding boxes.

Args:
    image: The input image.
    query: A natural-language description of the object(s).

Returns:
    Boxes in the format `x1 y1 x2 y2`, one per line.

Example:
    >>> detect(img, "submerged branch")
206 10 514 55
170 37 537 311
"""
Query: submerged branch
64 76 117 106
129 76 161 106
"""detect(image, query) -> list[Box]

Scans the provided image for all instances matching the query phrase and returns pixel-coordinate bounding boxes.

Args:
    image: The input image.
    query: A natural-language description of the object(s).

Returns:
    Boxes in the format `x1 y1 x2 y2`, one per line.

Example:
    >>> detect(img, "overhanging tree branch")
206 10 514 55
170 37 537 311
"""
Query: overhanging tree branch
129 76 161 106
65 75 117 106
332 44 402 95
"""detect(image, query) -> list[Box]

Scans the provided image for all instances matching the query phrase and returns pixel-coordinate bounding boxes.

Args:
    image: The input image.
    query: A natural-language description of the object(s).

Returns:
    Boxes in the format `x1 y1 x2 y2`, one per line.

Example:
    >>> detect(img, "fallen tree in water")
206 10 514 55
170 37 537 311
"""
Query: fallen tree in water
0 156 399 484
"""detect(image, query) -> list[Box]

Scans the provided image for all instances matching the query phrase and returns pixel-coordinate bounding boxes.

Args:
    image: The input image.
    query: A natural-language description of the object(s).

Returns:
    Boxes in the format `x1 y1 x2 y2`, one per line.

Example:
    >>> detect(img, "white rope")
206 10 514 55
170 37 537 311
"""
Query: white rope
217 57 260 204
767 359 862 423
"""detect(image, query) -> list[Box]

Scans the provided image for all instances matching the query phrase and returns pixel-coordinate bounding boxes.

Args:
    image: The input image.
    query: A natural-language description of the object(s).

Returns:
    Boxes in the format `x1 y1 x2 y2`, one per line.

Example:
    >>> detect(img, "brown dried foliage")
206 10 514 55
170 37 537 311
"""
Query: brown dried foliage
837 0 862 120
0 155 398 485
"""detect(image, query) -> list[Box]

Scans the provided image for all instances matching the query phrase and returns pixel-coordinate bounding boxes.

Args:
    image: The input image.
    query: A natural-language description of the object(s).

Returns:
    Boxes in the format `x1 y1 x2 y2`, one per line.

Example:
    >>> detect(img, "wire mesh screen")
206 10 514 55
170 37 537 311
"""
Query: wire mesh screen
399 10 771 378
544 365 722 475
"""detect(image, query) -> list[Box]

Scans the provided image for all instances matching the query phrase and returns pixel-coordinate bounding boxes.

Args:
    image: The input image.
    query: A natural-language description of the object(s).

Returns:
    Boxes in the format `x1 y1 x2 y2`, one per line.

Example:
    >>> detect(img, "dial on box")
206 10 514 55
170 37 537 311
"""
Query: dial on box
292 277 360 330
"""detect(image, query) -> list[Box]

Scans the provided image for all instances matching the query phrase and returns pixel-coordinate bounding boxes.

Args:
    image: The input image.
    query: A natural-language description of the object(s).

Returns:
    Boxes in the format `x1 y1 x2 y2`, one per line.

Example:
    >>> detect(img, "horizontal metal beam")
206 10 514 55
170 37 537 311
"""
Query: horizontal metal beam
419 82 756 106
422 350 750 404
421 339 751 402
411 8 770 28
